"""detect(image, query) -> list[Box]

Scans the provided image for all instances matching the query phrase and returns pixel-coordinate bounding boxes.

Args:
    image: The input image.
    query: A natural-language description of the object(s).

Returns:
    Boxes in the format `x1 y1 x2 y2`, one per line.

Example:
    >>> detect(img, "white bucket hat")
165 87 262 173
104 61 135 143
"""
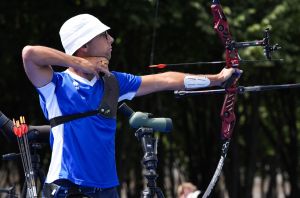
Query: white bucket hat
59 14 110 55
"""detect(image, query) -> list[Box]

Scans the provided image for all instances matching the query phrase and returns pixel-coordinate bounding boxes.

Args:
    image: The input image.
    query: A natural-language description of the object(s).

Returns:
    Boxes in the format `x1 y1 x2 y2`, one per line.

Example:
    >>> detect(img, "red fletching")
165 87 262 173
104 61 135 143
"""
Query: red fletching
149 64 167 69
157 64 167 69
21 124 29 135
13 127 22 137
12 116 29 137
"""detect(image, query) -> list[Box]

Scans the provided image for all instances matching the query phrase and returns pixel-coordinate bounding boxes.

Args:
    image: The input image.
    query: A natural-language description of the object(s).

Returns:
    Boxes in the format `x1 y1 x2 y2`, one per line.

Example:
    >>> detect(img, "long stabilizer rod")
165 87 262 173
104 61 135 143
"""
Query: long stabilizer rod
175 83 300 97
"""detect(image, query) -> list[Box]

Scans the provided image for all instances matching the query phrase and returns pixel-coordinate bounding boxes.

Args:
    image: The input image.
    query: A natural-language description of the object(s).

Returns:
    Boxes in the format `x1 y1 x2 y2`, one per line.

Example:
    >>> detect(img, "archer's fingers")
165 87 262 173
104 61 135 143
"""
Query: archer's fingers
97 66 110 75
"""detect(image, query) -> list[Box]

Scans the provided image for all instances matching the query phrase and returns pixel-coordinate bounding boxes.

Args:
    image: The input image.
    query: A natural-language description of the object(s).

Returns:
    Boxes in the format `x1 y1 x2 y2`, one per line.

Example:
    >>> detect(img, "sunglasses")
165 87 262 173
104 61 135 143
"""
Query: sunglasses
99 31 109 40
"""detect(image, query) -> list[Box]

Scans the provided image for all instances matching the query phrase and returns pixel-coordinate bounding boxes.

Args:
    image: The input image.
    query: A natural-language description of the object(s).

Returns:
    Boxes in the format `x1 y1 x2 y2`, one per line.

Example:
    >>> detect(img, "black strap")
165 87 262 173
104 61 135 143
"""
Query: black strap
49 73 119 128
98 73 119 118
50 110 99 128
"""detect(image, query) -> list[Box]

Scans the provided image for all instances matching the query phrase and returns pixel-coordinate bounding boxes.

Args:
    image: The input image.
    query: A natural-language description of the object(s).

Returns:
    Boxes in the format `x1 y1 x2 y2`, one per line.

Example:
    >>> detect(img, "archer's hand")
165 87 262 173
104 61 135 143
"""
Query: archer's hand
217 67 243 86
79 57 110 78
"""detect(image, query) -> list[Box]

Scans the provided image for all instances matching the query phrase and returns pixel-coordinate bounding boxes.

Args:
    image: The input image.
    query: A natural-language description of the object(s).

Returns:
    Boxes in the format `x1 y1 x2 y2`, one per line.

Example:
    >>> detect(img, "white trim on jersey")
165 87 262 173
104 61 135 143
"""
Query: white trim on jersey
66 69 137 101
38 82 64 184
118 92 136 102
65 69 97 86
45 124 64 183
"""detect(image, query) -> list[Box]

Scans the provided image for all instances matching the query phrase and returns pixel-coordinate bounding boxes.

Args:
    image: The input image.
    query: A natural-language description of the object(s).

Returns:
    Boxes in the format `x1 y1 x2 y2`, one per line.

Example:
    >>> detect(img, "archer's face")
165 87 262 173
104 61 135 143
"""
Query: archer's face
86 31 114 60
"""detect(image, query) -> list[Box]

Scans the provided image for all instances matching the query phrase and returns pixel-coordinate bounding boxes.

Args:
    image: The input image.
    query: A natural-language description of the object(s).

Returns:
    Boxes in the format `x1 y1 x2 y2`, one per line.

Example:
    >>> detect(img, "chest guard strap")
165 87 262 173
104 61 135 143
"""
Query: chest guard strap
49 73 119 128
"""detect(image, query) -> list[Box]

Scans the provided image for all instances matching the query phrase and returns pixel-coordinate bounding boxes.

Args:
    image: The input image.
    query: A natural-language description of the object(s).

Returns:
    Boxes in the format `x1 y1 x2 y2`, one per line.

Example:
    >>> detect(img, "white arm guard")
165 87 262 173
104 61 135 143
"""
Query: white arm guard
184 75 210 89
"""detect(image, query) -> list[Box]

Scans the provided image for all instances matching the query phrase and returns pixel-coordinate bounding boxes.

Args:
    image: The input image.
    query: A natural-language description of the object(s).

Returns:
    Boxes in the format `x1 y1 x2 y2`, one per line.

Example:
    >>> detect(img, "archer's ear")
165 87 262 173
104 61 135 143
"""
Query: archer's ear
76 45 88 55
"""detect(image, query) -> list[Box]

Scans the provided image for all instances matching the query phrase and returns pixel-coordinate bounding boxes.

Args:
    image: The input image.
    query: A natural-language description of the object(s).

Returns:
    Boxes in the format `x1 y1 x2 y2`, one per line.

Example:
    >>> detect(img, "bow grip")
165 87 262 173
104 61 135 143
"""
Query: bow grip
221 70 241 88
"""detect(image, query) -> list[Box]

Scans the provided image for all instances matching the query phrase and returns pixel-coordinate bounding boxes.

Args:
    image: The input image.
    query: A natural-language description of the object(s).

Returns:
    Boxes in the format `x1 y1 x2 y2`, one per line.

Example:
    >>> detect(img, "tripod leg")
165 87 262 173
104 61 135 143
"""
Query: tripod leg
156 188 165 198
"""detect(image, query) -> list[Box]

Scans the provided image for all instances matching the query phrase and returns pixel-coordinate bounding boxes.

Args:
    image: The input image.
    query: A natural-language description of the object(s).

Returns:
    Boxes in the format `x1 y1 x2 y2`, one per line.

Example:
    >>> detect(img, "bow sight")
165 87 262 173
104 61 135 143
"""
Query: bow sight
148 29 282 69
227 28 281 60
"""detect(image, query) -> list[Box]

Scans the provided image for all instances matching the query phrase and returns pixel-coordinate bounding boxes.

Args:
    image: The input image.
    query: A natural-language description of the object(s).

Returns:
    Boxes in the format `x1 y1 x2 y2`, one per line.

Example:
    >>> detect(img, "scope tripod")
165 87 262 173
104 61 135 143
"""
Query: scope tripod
135 127 165 198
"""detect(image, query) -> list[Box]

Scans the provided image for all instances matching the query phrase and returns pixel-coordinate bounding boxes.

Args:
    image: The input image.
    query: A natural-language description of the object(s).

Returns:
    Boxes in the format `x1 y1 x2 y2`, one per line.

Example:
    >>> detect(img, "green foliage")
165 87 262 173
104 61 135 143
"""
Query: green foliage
0 0 300 197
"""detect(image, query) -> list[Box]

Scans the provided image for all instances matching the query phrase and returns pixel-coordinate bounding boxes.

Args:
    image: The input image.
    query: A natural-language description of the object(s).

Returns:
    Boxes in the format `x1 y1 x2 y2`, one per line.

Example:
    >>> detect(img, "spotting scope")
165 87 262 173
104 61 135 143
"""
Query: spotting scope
118 103 172 132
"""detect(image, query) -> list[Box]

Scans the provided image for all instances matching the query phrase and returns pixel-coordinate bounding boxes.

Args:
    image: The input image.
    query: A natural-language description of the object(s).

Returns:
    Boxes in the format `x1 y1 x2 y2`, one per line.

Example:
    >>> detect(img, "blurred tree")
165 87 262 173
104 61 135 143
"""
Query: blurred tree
0 0 300 197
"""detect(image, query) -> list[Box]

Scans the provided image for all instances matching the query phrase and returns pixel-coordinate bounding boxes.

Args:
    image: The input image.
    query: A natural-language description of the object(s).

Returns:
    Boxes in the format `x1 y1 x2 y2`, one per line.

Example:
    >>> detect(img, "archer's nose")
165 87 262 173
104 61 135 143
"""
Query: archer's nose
107 33 114 44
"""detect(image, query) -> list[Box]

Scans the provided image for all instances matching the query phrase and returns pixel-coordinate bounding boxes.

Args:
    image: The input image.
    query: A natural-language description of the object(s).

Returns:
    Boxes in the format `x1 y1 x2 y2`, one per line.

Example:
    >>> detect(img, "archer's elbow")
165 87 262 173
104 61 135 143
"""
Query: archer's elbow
22 45 36 63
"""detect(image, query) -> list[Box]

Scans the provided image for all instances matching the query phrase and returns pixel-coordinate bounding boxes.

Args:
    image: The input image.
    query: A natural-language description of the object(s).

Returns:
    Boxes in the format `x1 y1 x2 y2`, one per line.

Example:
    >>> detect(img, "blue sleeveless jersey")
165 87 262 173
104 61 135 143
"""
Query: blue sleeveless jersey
37 70 141 188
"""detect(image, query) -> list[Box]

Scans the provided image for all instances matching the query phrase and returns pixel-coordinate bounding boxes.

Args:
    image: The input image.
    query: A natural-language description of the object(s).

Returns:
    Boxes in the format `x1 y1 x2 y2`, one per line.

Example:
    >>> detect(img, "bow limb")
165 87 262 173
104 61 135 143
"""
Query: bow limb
202 1 240 197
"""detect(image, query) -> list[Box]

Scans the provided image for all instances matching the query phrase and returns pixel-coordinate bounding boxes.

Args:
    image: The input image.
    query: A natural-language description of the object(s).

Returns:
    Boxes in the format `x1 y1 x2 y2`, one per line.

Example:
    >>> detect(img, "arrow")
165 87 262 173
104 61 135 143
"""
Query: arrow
149 59 284 69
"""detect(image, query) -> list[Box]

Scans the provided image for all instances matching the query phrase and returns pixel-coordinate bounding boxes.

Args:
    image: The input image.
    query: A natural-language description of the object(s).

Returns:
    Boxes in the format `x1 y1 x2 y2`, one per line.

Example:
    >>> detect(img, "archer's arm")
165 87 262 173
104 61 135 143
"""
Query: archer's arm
22 45 108 87
136 68 237 96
